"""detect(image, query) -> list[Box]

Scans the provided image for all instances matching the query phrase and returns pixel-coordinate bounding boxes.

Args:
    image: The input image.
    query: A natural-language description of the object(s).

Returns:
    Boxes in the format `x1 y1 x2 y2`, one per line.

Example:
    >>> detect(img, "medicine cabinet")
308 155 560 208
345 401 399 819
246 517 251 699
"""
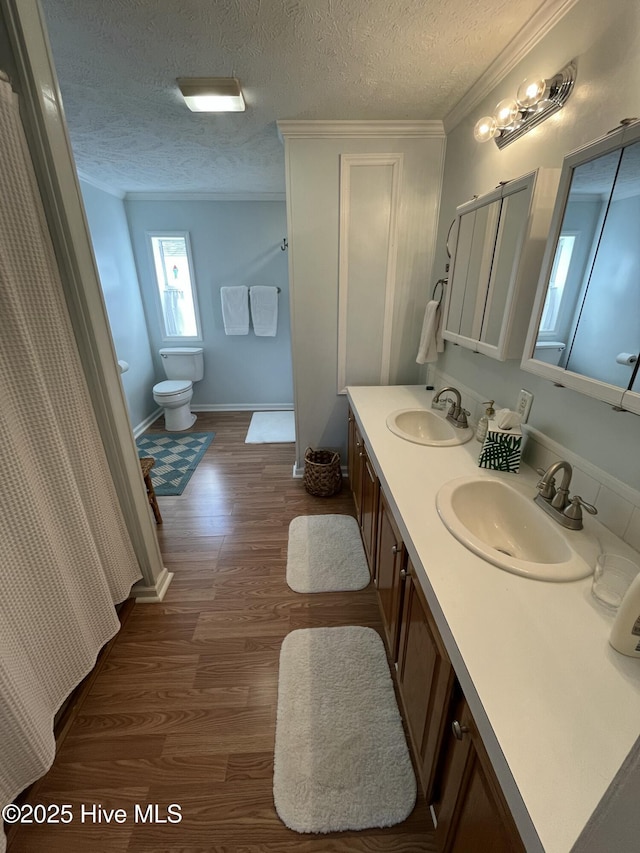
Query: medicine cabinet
521 120 640 415
443 169 559 361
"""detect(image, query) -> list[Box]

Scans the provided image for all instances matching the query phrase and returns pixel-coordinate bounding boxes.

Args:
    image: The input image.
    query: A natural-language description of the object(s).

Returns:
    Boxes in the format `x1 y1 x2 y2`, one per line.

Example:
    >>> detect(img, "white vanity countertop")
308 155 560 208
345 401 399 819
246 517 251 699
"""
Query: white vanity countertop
347 384 640 853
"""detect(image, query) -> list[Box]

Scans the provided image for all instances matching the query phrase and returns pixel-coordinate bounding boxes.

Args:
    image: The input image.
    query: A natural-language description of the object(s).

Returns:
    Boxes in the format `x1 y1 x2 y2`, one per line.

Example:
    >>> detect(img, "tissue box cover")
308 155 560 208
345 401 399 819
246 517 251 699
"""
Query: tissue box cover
478 426 522 473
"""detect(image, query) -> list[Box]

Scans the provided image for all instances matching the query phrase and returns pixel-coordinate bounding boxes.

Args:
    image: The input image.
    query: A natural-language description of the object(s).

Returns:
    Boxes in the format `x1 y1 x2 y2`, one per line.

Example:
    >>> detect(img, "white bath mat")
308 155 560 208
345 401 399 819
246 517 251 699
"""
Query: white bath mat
245 410 295 443
274 626 417 833
286 514 370 593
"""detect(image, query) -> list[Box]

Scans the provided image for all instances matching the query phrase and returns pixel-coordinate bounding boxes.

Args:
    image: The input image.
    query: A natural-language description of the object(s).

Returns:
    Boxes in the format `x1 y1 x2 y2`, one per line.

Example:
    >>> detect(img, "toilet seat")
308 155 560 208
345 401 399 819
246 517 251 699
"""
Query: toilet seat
153 379 192 397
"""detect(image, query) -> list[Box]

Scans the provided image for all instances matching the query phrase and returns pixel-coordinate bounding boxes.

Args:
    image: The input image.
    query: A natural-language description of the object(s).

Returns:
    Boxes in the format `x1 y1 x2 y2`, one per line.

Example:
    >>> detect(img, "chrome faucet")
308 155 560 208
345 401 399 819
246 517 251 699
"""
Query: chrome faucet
534 460 598 530
432 386 470 430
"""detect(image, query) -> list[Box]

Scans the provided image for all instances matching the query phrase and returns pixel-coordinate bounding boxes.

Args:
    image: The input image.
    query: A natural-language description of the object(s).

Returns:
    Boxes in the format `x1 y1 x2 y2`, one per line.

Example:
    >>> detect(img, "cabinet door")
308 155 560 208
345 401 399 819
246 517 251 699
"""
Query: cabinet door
396 563 455 802
360 452 379 578
445 190 502 341
458 200 502 340
434 688 525 853
347 408 356 494
480 186 532 348
348 414 364 522
444 169 556 361
375 490 406 659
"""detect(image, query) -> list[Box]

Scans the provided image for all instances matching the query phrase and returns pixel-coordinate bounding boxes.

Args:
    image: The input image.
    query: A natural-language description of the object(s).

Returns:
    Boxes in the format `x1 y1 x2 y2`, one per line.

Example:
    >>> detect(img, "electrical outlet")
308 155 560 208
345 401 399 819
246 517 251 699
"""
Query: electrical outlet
516 389 533 422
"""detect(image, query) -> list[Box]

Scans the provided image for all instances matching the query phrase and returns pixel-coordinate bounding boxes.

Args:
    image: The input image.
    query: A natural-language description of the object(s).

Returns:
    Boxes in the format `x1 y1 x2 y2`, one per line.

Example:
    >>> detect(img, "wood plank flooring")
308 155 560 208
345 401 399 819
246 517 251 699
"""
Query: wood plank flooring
9 412 437 853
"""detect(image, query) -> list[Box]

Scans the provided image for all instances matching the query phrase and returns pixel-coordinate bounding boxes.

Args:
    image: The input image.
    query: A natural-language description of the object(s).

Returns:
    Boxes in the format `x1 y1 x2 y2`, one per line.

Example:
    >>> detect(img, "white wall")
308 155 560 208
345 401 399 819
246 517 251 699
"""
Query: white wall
432 0 640 490
80 180 157 430
125 198 293 410
283 129 446 468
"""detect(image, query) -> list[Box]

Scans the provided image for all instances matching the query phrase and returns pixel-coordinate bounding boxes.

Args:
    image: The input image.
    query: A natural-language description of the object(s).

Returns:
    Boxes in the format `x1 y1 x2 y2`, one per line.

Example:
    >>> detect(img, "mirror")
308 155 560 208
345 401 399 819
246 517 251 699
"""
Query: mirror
443 170 557 361
447 195 502 340
522 121 640 414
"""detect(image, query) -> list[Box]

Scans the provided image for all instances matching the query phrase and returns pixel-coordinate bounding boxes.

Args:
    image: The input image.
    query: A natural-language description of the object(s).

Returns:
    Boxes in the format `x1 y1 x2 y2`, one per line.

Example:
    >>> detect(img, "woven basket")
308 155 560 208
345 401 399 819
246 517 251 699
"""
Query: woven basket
303 447 342 497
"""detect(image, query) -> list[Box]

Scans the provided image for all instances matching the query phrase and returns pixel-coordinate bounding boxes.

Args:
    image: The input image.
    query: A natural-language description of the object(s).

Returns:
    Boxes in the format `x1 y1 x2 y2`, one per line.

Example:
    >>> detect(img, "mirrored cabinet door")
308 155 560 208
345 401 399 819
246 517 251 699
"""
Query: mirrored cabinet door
563 142 640 389
522 120 640 414
443 169 559 361
480 186 532 348
447 196 501 340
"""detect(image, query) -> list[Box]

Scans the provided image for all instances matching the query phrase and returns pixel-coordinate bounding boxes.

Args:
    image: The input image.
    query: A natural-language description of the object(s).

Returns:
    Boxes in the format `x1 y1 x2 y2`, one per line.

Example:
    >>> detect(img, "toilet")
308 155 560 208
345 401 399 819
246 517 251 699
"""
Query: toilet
153 347 204 431
533 341 566 366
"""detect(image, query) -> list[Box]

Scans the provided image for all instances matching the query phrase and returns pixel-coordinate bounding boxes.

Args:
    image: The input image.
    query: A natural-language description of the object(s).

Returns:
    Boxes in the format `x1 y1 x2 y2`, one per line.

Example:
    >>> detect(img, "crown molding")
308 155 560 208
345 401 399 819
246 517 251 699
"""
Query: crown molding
77 170 125 199
443 0 581 134
277 120 445 141
124 191 285 202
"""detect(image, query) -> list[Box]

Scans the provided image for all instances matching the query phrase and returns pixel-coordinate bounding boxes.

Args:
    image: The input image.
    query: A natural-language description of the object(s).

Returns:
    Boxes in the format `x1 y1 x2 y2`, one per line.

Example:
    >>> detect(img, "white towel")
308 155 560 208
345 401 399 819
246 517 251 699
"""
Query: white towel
416 300 445 364
221 286 249 335
250 286 279 336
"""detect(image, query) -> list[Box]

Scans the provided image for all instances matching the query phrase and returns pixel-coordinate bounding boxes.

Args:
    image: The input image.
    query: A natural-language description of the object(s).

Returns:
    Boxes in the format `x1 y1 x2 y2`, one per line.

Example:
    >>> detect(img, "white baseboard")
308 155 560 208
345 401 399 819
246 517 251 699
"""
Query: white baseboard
133 407 162 438
132 567 174 602
136 404 293 434
193 403 294 412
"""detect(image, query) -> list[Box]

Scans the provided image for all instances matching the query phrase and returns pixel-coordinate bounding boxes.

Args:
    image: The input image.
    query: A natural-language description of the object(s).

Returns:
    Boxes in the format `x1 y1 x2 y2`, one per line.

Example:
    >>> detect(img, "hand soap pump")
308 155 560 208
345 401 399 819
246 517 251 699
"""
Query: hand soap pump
609 572 640 657
476 401 495 443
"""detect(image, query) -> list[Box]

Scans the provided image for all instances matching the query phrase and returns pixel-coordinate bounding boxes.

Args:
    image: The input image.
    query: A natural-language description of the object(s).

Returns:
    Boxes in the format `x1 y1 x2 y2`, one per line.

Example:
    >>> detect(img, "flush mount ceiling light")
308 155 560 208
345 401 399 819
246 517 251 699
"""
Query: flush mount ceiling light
177 77 245 112
473 61 576 148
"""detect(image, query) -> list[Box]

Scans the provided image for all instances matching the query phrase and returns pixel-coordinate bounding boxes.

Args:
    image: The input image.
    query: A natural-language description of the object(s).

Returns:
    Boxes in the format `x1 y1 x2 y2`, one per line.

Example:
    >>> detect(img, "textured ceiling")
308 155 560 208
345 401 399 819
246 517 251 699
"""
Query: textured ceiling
40 0 548 194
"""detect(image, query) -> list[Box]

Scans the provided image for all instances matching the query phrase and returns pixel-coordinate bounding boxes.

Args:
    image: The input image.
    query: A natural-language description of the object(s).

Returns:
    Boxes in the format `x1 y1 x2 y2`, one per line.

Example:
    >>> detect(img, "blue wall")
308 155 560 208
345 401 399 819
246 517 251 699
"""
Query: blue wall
125 198 293 409
80 180 157 430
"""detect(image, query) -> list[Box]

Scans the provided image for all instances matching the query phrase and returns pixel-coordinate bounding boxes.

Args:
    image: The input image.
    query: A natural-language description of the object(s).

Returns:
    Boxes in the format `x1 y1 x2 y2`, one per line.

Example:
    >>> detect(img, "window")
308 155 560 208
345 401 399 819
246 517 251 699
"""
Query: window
148 233 201 340
539 233 576 334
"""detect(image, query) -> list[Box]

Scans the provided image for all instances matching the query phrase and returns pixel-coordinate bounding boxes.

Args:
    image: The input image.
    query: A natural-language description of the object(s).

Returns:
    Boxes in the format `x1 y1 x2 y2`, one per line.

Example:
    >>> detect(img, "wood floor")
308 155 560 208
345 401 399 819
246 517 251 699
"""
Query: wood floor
9 412 437 853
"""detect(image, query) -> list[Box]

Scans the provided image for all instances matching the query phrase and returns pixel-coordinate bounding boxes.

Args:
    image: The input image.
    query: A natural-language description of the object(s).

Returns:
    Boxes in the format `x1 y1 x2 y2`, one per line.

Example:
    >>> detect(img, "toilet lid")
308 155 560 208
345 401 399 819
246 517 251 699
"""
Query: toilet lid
153 379 192 396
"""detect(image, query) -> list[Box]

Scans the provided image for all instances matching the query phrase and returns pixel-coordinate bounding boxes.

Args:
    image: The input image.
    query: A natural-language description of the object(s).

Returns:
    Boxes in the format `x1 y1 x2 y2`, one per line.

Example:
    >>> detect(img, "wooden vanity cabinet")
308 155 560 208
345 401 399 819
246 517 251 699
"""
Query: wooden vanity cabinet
375 489 406 659
396 560 456 803
346 408 525 852
433 683 525 853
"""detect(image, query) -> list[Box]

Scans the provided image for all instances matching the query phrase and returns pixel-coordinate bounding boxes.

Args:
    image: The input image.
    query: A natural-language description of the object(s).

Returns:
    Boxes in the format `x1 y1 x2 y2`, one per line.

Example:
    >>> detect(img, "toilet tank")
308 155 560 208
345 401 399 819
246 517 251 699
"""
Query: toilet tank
533 341 566 366
159 347 204 380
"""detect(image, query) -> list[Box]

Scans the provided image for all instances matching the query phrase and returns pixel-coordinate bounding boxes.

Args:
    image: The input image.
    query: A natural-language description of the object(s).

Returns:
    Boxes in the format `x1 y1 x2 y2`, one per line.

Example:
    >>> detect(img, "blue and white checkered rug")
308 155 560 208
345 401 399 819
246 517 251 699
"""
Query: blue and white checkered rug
135 432 215 496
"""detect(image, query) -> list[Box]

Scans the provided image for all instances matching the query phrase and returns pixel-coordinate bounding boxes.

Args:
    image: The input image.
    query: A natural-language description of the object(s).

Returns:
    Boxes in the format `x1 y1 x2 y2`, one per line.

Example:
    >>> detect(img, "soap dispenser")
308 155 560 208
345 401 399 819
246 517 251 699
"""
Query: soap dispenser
609 572 640 657
475 401 495 443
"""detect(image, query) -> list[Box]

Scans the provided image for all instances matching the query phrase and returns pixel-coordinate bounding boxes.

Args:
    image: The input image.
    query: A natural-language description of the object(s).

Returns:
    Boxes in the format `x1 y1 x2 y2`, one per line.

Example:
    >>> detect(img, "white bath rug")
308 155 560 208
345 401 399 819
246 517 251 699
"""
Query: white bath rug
286 514 370 593
245 410 295 444
274 626 417 833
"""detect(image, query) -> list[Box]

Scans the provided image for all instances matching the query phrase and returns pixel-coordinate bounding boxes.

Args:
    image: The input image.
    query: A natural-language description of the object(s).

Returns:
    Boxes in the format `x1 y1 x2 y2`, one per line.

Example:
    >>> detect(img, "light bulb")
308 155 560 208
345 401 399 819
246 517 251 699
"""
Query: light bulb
494 98 519 129
473 115 498 143
516 77 548 109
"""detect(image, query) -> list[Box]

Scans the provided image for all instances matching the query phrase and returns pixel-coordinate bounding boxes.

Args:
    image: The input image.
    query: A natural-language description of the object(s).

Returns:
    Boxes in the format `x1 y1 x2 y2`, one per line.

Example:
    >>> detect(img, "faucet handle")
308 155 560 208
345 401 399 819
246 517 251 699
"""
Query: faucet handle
456 408 470 428
564 495 598 523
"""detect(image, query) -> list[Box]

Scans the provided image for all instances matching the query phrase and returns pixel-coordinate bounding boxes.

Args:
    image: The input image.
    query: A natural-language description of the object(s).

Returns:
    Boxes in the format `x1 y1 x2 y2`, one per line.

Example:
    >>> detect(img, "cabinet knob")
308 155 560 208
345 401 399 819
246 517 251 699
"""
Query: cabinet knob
400 568 407 579
391 544 399 554
359 451 364 457
452 720 469 741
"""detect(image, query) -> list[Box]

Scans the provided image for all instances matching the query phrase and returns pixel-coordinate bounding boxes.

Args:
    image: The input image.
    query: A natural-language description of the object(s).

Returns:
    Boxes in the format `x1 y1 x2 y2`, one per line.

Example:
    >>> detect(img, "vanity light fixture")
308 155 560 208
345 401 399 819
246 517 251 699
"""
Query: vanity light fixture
177 77 245 112
473 61 576 149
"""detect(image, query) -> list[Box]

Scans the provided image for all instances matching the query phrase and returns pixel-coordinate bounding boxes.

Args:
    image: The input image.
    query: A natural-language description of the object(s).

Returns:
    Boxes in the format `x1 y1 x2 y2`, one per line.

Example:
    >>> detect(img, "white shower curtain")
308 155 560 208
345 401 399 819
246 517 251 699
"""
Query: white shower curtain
0 78 141 850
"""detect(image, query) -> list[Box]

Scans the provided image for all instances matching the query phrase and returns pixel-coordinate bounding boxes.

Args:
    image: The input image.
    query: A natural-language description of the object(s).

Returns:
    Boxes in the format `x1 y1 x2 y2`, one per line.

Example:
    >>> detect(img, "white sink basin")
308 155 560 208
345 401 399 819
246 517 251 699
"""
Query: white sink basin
436 476 596 581
386 408 474 447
